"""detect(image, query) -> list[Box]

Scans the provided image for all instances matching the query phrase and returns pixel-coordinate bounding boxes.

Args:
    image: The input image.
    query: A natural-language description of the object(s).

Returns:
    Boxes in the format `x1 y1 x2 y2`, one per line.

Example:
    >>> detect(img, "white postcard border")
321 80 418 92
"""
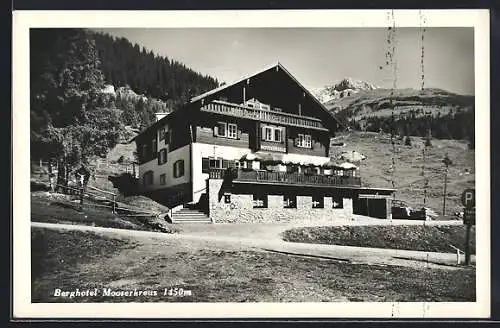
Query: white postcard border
12 9 490 319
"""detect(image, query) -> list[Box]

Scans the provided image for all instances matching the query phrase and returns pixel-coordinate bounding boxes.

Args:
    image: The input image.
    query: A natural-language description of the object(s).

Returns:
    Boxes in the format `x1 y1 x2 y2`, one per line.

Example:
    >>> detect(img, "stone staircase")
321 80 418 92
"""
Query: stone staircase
170 207 212 224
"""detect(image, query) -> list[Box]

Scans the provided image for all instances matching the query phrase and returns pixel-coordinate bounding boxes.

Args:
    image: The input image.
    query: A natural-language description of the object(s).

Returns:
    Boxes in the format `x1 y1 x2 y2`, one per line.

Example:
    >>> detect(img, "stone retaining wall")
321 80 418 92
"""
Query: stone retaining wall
207 178 356 224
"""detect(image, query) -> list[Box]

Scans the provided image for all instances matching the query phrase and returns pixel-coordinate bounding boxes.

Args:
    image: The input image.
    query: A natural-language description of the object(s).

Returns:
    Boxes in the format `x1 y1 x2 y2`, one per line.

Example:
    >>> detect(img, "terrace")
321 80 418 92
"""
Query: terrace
209 168 362 188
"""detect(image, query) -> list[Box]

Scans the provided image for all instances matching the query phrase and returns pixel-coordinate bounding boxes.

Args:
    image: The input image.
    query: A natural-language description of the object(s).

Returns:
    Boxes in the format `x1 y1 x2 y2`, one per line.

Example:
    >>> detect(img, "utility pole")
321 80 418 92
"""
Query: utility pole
442 154 452 216
442 167 448 216
465 222 472 265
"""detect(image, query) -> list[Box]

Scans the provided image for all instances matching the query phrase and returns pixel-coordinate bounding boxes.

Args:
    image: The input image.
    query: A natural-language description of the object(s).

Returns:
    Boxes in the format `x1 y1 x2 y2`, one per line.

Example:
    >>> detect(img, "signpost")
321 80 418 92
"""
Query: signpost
461 189 475 265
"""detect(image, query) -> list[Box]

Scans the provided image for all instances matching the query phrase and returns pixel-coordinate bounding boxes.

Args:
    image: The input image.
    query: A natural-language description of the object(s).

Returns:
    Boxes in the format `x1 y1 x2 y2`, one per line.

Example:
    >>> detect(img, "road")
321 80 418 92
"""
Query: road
31 220 475 270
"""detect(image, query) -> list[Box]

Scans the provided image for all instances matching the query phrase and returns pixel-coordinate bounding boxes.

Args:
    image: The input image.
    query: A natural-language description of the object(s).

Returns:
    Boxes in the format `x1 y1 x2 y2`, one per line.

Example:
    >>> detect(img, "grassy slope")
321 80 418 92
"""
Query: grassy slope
31 192 178 233
324 88 474 119
331 131 475 215
32 228 475 302
282 225 476 254
31 135 170 213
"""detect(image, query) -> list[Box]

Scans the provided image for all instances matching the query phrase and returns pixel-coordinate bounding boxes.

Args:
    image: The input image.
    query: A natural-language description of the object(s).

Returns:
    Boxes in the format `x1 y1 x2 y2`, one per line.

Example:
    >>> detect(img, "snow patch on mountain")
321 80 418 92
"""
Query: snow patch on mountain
312 78 379 103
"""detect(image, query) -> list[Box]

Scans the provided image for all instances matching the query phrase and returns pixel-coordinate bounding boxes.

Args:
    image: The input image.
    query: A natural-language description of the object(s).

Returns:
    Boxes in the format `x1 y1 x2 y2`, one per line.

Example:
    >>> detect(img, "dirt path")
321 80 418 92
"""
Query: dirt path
31 221 474 269
174 216 462 240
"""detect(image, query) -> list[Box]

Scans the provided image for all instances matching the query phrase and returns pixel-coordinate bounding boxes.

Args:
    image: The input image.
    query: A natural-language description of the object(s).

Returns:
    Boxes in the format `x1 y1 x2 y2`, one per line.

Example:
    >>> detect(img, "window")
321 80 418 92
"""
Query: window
284 194 297 208
217 122 226 137
160 173 166 185
262 125 284 143
142 171 154 186
332 195 343 208
265 127 273 141
227 123 237 139
296 134 312 148
173 160 185 178
152 138 158 155
274 129 282 143
141 144 148 160
202 157 242 173
165 129 171 144
312 194 324 208
157 148 168 165
159 127 166 141
216 122 238 139
253 194 268 208
202 157 210 173
209 158 221 169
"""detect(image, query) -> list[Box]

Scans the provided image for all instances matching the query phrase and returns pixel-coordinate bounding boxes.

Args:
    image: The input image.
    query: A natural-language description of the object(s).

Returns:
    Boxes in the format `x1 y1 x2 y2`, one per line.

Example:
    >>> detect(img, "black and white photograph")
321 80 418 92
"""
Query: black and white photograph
13 9 490 318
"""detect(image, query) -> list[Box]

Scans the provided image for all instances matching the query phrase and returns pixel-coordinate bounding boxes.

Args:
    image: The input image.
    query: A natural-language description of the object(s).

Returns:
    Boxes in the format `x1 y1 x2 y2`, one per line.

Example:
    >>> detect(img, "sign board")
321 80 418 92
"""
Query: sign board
463 207 476 226
461 188 475 209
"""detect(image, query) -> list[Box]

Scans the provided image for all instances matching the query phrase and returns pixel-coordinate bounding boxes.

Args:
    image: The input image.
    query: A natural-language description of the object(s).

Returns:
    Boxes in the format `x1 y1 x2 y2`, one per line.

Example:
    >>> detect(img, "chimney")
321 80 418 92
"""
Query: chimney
155 112 168 122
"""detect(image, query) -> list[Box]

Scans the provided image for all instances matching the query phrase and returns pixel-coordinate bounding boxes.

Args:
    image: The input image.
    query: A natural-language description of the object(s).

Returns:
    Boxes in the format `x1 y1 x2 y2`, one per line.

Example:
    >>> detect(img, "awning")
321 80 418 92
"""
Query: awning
282 157 331 166
339 150 366 162
241 152 333 167
338 162 358 170
240 153 259 161
321 159 344 169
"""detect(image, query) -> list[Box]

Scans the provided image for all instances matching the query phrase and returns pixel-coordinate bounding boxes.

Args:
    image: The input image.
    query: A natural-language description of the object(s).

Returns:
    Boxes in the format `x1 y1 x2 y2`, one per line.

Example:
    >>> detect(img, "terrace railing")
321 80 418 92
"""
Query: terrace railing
201 100 328 131
209 168 362 187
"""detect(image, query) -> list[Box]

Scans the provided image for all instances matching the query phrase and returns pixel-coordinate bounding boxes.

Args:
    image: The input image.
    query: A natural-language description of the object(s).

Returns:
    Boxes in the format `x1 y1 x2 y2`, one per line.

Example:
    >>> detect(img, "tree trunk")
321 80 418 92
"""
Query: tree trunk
56 160 68 193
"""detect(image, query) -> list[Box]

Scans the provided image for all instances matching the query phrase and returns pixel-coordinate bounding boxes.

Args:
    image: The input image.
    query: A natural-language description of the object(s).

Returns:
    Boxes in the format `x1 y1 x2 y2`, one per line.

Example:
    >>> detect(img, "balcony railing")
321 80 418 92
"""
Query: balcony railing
209 168 361 187
201 100 329 131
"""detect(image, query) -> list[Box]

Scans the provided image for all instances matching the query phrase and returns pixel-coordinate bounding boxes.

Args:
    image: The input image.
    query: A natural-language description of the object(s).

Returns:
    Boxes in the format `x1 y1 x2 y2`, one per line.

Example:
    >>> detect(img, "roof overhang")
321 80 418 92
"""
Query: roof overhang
190 62 340 131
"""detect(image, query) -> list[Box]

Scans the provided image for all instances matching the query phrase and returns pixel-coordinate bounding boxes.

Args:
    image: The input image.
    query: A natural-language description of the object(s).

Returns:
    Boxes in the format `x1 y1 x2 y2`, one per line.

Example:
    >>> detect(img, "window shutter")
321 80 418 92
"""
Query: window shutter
213 125 219 137
222 159 229 169
202 158 209 173
280 128 284 144
261 126 266 141
179 160 184 177
237 129 242 140
294 137 299 147
157 151 161 165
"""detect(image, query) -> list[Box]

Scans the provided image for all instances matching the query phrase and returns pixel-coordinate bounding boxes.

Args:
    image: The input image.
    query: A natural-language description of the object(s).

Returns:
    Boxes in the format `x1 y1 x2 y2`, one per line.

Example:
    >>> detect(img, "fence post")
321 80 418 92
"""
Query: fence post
79 186 84 211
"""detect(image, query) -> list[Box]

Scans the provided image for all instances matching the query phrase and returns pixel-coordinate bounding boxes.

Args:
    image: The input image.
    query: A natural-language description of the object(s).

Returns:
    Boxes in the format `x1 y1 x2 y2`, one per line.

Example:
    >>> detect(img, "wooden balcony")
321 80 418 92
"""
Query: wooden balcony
209 168 362 188
201 100 329 131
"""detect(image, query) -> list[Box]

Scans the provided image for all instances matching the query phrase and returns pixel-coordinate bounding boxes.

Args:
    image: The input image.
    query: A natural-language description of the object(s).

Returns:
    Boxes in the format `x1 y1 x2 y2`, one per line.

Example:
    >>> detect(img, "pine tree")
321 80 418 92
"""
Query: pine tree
31 28 124 185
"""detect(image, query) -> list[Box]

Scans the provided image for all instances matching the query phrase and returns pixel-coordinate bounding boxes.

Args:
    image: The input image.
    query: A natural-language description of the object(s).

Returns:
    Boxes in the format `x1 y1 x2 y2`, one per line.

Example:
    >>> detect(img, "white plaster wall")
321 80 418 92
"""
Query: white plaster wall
191 143 254 202
138 144 191 193
190 142 332 203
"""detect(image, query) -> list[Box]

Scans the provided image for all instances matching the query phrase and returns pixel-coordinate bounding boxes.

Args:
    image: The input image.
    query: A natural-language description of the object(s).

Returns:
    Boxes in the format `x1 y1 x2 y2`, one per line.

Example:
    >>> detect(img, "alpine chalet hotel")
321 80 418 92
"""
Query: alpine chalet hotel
133 63 395 223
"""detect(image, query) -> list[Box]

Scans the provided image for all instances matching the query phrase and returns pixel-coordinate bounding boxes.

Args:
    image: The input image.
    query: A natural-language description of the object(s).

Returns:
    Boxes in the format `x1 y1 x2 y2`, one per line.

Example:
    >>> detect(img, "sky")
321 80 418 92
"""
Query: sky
93 27 474 95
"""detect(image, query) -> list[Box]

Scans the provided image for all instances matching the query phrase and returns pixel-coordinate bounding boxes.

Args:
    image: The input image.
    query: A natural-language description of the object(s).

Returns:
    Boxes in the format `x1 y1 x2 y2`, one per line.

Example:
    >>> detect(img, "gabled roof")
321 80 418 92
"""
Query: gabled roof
132 62 342 142
190 62 339 128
